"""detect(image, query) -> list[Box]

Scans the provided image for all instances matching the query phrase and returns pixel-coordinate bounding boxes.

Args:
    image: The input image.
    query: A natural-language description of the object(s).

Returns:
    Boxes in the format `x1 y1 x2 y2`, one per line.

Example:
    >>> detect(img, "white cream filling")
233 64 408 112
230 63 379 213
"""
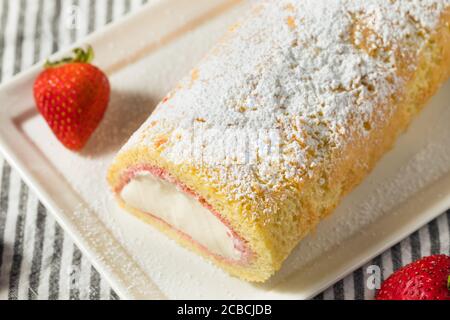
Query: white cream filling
120 173 242 260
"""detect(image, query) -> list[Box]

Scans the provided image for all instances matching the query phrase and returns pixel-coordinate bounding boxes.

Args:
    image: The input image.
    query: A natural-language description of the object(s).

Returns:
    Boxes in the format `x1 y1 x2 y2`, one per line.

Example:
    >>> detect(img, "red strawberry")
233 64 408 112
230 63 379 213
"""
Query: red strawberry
376 254 450 300
33 46 110 151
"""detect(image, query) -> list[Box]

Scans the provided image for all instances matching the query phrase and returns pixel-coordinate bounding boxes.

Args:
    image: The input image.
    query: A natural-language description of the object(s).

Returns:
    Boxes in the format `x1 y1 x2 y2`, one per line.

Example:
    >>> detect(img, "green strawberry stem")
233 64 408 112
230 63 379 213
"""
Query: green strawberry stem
44 45 94 68
448 275 450 290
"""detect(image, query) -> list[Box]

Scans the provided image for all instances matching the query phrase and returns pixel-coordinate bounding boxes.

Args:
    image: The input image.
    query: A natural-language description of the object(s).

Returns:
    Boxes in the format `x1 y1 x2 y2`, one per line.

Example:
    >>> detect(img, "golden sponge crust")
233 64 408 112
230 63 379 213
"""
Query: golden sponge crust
108 2 450 282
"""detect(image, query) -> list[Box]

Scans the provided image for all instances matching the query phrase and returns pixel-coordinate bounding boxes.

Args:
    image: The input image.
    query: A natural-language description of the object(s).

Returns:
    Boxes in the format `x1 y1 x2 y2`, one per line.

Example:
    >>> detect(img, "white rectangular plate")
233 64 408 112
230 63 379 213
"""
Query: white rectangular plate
0 0 450 300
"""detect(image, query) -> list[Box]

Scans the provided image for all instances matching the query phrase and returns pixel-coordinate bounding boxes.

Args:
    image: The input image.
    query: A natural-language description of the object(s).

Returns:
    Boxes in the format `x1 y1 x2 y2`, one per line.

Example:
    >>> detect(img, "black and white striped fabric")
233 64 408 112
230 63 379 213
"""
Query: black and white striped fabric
0 0 449 300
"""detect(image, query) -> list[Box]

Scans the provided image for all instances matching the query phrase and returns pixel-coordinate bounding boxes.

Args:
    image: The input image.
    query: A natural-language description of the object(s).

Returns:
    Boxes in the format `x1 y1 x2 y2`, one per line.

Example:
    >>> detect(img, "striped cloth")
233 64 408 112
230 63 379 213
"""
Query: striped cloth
0 0 449 300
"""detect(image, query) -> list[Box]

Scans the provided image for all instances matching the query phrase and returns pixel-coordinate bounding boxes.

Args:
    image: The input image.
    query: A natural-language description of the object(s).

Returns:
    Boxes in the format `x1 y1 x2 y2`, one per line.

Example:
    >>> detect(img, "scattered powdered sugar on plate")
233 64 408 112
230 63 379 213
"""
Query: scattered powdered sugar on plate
18 0 450 298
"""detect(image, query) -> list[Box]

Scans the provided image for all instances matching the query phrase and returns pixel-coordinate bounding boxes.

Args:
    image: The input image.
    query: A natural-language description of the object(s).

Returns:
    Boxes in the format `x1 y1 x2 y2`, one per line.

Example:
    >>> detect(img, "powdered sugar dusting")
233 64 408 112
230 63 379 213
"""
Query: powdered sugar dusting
16 0 450 299
122 0 450 219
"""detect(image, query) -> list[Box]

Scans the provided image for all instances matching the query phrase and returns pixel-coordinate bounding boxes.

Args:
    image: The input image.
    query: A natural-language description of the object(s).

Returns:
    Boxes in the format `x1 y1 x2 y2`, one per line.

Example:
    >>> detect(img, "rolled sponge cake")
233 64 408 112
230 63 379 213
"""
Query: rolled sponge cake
108 0 450 282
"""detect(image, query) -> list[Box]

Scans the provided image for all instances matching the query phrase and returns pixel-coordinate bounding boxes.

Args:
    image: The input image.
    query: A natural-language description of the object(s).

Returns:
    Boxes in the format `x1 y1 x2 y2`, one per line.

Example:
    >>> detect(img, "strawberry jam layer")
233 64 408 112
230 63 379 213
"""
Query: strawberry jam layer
116 165 252 265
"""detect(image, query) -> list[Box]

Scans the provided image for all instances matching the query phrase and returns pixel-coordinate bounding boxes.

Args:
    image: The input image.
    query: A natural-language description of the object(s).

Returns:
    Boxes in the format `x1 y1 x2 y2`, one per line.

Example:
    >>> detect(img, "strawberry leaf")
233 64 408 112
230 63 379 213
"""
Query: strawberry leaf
44 45 94 68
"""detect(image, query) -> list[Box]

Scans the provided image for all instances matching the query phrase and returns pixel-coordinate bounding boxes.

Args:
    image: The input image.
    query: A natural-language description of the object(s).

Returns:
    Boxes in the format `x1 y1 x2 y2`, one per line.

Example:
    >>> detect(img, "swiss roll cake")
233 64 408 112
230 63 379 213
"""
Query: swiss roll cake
108 0 450 282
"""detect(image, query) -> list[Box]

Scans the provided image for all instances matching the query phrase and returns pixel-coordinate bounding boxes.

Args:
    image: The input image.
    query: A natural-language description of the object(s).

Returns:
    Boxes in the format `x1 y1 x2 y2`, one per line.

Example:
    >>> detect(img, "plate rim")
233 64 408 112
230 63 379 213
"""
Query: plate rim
0 0 449 300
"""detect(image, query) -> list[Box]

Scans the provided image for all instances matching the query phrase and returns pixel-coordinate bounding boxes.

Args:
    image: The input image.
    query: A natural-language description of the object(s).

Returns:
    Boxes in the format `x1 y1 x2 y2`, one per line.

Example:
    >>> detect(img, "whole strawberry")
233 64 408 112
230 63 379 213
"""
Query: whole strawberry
33 46 110 151
376 254 450 300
